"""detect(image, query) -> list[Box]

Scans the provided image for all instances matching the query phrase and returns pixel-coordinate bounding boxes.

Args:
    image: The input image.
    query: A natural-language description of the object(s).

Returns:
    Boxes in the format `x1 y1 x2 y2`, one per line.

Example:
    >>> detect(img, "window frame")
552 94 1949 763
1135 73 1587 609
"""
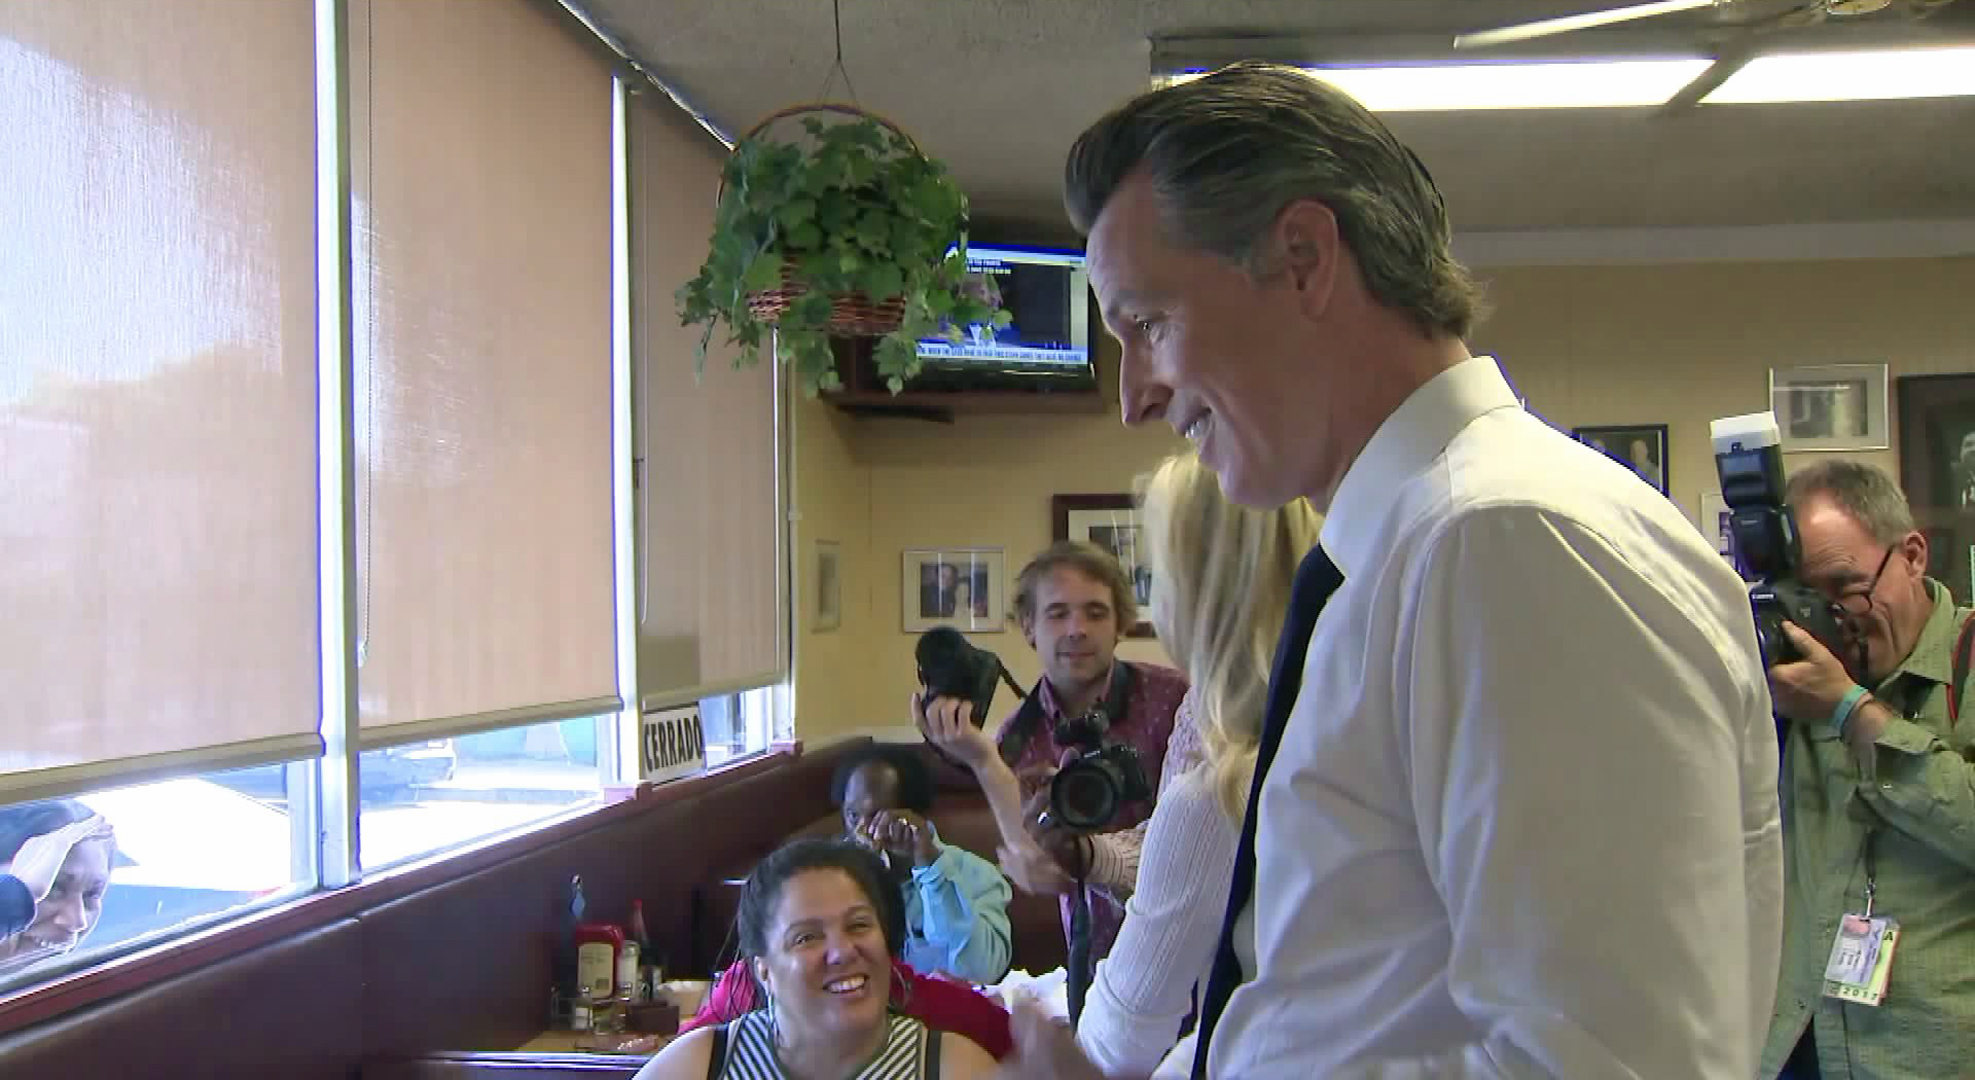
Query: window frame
0 0 791 1012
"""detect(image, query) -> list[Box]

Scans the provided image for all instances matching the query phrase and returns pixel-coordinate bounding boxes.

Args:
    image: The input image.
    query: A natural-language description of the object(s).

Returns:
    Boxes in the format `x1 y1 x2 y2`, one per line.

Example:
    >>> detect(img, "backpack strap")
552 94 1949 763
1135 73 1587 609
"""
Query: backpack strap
703 1023 728 1080
1950 610 1975 727
922 1019 943 1078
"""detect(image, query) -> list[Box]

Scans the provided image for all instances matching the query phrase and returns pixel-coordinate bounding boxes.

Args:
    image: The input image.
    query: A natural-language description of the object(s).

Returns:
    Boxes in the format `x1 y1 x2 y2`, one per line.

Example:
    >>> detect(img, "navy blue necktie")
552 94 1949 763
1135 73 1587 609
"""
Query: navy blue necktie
1192 545 1343 1078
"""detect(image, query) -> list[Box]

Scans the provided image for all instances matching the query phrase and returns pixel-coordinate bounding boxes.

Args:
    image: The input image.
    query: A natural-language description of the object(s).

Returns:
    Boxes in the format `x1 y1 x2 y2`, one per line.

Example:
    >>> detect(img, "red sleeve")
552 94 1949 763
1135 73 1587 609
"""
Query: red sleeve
679 959 757 1033
890 961 1014 1061
686 958 1012 1061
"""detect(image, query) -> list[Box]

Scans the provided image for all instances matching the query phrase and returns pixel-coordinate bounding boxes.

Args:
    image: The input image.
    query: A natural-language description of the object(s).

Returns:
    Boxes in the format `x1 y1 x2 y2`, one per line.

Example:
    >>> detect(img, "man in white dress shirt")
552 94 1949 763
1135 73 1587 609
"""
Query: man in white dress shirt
993 61 1783 1079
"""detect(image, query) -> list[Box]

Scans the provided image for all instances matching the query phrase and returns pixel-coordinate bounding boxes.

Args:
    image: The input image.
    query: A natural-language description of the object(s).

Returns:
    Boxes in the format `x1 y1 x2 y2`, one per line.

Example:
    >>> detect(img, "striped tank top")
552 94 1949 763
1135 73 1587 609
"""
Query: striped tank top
706 1010 941 1079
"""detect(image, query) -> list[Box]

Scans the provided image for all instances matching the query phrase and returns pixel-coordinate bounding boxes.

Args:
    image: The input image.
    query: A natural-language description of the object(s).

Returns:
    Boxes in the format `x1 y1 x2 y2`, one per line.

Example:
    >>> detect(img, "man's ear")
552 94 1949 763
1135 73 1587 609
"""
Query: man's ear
1901 529 1930 581
1020 615 1036 650
1271 198 1342 321
751 956 770 994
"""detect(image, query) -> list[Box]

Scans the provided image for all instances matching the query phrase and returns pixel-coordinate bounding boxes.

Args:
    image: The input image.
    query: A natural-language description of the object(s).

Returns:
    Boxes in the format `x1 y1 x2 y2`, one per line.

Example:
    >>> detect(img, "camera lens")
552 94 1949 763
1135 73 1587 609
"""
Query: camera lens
1051 760 1118 832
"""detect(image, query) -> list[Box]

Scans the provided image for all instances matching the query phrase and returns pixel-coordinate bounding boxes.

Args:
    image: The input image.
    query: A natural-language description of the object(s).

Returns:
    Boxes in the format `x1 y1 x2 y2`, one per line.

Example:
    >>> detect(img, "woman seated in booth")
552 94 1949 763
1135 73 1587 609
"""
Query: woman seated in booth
638 838 996 1079
830 744 1011 986
683 747 1016 1058
1 799 115 977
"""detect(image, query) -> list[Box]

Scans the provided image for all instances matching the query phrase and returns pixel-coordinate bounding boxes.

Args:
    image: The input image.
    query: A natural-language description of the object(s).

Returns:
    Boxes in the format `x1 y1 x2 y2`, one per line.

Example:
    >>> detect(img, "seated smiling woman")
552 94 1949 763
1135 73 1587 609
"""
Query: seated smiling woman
637 838 996 1080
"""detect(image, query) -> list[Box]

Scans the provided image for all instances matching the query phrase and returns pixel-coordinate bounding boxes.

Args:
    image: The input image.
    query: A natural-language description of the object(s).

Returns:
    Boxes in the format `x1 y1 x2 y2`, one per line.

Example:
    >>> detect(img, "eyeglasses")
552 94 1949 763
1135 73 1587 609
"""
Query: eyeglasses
1828 545 1897 618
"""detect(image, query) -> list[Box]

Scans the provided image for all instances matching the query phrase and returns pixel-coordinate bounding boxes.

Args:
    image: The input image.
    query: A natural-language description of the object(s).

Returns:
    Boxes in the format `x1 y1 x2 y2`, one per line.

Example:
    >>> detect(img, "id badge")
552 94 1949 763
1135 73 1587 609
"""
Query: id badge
1822 913 1899 1006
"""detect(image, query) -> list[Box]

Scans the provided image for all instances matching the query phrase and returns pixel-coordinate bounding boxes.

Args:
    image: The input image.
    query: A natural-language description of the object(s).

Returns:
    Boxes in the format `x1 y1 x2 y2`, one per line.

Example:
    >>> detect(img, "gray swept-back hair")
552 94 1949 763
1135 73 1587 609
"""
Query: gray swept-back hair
1064 60 1484 339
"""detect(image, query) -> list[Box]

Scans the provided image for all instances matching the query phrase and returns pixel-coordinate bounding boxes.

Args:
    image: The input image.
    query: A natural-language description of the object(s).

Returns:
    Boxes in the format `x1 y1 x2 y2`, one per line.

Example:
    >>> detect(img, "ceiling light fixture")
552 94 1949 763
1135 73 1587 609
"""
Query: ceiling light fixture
1160 58 1716 111
1701 45 1975 104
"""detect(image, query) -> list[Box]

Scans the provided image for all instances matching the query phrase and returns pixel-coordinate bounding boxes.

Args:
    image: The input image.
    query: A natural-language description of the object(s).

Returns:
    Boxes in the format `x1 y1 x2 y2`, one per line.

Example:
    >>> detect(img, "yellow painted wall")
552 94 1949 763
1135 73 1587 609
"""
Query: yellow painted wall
791 336 1184 743
792 255 1975 741
790 394 879 741
1473 257 1975 520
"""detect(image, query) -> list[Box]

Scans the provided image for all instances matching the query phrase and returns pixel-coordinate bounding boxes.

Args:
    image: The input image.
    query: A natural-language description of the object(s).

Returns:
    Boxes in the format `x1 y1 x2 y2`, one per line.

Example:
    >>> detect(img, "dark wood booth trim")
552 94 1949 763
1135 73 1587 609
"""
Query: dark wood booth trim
0 741 867 1076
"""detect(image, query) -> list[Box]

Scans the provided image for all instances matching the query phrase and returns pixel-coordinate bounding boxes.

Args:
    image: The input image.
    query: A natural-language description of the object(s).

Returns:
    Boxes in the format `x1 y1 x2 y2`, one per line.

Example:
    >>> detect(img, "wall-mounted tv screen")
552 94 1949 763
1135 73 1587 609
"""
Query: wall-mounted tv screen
913 244 1095 392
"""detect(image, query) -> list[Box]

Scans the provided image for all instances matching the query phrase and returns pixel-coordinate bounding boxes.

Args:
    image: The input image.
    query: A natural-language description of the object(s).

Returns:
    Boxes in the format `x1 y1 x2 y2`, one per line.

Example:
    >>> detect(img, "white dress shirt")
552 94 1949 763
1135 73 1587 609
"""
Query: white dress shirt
1207 356 1783 1079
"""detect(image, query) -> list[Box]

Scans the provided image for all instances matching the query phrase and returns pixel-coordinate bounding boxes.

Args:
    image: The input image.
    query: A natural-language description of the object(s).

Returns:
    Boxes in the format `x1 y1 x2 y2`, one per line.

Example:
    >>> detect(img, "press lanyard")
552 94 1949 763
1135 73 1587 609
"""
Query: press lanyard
1861 827 1880 918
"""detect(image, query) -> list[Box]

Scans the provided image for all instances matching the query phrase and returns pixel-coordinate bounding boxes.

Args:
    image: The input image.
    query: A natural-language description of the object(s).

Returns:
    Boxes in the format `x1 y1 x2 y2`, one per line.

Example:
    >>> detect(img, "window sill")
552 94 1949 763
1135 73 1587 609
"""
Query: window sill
0 747 798 1036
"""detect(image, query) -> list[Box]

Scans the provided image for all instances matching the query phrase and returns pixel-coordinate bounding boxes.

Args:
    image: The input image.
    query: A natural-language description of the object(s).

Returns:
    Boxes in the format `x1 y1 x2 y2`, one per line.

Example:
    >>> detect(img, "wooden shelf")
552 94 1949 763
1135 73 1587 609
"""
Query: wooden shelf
821 388 1108 423
816 337 1106 422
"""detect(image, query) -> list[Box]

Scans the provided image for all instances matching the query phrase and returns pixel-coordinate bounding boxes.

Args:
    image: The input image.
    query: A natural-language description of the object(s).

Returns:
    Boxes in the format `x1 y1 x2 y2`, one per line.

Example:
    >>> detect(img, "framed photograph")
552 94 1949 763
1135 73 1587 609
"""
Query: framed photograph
1897 373 1975 601
1052 494 1155 638
901 548 1004 633
1571 424 1669 495
1770 363 1889 452
810 539 841 633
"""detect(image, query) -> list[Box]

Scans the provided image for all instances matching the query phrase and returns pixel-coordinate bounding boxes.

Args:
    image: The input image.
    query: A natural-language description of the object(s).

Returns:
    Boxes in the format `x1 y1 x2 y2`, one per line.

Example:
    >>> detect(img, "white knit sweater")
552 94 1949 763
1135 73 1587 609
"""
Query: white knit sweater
1074 693 1238 1076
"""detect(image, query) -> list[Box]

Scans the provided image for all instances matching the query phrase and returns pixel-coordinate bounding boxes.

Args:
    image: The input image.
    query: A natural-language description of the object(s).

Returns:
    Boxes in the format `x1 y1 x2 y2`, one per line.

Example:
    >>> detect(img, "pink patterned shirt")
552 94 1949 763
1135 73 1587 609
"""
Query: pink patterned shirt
996 661 1188 966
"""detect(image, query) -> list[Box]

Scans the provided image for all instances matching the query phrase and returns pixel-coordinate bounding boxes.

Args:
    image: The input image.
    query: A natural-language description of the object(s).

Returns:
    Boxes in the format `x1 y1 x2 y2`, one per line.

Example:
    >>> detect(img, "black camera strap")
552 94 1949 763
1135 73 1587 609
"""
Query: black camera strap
996 661 1138 768
1067 880 1092 1027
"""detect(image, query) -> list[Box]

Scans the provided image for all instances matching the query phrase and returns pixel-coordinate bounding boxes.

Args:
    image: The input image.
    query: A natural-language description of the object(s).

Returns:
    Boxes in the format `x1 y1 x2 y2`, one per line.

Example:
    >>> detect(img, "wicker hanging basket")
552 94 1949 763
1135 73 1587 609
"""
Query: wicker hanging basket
720 102 920 339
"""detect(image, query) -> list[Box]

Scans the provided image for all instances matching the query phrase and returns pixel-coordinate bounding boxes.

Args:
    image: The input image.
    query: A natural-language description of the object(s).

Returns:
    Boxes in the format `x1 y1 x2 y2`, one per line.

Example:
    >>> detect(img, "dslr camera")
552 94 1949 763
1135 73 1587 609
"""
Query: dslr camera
913 625 1151 831
1711 412 1845 665
1047 706 1152 833
914 627 1010 726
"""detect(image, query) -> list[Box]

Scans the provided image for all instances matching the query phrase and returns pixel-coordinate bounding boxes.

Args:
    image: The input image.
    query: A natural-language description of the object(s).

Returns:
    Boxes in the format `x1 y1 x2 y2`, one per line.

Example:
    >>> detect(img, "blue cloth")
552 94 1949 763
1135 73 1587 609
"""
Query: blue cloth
1 874 35 937
901 838 1013 985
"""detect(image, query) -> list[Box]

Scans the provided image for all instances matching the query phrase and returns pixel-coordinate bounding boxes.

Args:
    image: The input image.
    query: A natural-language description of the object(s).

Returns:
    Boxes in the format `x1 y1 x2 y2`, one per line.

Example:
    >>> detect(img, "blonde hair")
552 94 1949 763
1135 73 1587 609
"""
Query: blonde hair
1138 453 1321 821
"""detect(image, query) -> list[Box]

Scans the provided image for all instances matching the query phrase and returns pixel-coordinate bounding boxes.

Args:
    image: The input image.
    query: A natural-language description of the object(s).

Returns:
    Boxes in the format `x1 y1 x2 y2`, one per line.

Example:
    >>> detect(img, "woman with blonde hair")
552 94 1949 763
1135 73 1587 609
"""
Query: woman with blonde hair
919 450 1318 1074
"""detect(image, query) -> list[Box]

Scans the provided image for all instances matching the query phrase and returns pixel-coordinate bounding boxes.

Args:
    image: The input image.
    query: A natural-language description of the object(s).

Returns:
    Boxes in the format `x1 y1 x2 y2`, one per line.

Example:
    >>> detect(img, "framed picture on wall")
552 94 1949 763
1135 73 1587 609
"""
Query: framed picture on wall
810 539 842 633
1052 493 1155 638
1769 363 1889 452
1897 373 1975 601
1571 424 1669 496
901 548 1004 633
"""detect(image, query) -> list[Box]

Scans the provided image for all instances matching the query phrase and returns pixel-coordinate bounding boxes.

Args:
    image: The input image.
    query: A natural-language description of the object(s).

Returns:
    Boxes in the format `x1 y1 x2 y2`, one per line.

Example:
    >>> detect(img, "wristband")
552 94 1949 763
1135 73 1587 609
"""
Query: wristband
1830 683 1869 739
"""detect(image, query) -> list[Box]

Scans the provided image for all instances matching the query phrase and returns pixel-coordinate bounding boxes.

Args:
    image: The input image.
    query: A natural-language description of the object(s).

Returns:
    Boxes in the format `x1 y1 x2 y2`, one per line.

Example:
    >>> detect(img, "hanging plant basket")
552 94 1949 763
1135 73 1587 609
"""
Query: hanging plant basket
741 258 907 338
675 101 1010 396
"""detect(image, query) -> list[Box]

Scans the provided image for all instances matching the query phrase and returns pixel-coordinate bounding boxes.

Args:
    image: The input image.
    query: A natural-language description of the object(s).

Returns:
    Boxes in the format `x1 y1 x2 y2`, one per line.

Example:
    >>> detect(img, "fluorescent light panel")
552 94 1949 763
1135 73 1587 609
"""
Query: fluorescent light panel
1163 58 1714 111
1702 46 1975 104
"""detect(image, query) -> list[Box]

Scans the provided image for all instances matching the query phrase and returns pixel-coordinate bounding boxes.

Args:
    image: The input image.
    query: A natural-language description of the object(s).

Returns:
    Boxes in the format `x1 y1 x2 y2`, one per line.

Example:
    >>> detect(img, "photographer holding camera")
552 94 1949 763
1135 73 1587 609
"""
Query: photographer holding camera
1759 461 1975 1080
914 541 1186 976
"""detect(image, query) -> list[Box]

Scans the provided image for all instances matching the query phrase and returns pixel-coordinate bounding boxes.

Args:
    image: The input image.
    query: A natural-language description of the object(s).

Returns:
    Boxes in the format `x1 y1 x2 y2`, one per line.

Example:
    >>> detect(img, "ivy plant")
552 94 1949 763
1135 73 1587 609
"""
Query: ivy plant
675 116 1010 396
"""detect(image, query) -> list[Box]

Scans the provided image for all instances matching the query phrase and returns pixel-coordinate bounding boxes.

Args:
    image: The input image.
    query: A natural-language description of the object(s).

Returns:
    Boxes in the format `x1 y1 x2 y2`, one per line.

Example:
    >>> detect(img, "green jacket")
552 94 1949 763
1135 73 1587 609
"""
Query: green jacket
1760 578 1975 1080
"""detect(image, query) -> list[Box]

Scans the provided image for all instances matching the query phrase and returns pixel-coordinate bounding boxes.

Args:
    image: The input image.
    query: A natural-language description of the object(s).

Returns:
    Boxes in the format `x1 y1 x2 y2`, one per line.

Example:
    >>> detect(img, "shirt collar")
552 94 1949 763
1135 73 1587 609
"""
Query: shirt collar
1886 577 1958 689
1320 355 1521 576
1037 662 1115 721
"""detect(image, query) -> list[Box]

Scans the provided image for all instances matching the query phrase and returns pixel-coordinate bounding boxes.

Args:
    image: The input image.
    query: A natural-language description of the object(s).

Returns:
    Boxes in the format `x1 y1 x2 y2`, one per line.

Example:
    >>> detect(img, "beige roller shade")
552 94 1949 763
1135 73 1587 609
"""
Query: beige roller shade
349 0 618 743
629 93 785 705
0 0 321 796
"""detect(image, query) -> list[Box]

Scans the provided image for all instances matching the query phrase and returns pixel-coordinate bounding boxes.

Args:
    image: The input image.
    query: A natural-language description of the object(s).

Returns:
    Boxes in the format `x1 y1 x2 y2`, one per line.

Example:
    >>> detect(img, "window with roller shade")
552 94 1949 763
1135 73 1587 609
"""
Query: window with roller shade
0 0 792 997
0 0 317 989
347 0 619 746
630 91 786 709
0 0 320 798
